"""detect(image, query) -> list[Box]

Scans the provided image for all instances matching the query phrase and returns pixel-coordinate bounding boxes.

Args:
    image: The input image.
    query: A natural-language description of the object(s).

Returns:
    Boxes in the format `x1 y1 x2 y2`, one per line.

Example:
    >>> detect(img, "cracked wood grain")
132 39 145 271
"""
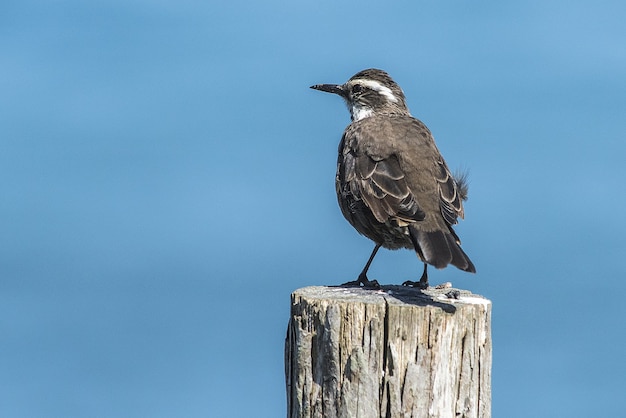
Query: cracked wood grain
285 286 491 418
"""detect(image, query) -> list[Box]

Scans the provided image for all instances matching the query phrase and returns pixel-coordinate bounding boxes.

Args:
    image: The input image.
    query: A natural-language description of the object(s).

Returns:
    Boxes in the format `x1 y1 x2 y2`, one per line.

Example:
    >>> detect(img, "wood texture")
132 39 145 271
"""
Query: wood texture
285 286 491 418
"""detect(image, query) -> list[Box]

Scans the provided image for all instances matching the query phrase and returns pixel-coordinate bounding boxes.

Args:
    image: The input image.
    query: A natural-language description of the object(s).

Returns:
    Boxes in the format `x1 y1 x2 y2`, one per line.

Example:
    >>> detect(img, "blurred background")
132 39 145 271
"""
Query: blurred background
2 0 625 416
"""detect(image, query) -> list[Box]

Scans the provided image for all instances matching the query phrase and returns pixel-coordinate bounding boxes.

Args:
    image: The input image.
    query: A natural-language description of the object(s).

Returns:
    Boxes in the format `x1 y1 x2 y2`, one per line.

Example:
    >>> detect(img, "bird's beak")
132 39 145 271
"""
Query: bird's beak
310 83 346 98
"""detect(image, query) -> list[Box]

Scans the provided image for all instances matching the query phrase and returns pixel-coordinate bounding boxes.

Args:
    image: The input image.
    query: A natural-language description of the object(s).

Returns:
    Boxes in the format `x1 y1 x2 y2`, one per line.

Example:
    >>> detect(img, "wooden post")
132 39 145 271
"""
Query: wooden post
285 286 491 418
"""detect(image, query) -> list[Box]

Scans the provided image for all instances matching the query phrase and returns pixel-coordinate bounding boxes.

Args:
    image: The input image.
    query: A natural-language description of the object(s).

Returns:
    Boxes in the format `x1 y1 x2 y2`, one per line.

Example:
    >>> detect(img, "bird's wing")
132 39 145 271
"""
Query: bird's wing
339 123 426 225
390 116 467 228
435 159 467 225
357 153 426 224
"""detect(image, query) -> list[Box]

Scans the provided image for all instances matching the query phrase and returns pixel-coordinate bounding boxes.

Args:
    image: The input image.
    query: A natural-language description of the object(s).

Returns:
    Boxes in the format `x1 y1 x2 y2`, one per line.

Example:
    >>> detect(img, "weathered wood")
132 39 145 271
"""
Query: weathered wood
285 286 491 418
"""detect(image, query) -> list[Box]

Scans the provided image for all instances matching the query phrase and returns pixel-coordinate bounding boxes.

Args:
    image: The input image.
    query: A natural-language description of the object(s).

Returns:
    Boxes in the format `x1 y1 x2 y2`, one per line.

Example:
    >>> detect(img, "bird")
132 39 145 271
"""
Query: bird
311 68 475 289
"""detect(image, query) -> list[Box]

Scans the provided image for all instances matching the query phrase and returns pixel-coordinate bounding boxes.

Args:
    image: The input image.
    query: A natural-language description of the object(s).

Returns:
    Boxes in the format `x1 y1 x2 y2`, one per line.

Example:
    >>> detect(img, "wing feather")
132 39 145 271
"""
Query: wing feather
355 155 425 224
435 159 467 226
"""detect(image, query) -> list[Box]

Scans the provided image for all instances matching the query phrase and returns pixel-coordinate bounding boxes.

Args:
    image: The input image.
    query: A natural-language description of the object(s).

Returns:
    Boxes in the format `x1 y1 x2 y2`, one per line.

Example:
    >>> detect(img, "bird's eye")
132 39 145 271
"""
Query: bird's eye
351 84 363 94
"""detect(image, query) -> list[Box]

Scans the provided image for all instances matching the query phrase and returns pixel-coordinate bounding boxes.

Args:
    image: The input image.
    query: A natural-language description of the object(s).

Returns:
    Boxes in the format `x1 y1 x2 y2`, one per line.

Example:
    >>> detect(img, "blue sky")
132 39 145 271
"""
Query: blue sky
2 0 625 416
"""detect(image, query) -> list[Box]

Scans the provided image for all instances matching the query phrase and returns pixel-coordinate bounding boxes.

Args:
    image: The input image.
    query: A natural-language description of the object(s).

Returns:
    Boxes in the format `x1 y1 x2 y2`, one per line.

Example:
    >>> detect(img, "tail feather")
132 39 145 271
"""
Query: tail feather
409 227 476 273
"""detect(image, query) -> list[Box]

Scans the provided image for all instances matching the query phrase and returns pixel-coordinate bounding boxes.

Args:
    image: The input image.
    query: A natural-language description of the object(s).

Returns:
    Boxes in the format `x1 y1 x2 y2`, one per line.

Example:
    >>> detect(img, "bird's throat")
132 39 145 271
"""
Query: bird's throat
350 103 374 121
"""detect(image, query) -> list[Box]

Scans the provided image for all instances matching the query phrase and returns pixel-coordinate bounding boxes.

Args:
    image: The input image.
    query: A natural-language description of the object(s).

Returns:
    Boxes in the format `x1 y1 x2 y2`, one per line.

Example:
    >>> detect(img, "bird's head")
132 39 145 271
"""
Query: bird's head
311 69 409 121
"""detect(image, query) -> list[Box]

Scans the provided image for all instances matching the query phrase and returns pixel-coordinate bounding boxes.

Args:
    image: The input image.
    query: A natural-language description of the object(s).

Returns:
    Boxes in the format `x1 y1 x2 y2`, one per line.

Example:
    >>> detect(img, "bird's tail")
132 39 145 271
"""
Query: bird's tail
408 226 476 273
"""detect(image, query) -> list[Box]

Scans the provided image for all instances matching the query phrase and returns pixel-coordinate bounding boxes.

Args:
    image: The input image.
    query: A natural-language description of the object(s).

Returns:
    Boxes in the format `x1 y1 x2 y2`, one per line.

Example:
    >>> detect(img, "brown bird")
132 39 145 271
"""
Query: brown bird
311 69 475 288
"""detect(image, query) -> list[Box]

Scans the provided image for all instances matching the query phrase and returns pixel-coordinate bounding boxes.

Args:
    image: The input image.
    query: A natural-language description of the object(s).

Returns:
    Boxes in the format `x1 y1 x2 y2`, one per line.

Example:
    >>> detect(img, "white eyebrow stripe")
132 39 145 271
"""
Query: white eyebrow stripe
353 79 399 103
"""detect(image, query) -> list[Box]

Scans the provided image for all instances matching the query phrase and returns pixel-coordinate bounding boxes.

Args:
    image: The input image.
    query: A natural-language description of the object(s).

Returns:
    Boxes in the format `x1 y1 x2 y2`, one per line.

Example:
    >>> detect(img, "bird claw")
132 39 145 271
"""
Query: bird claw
342 274 381 289
402 279 429 289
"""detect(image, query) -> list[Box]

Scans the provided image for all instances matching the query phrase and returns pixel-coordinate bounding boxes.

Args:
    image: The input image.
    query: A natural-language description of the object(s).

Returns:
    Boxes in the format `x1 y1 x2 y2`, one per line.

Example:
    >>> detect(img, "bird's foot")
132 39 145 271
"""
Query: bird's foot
402 278 429 289
341 273 380 289
403 264 429 289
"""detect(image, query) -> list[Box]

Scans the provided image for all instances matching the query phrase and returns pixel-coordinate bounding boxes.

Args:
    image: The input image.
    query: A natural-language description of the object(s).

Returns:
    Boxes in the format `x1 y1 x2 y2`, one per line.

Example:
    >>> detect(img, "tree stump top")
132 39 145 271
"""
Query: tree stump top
291 285 490 313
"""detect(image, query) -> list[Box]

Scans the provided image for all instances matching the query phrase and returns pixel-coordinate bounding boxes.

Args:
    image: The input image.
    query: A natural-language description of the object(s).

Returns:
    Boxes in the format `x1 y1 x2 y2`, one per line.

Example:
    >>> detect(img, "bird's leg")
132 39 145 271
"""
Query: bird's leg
402 263 429 289
342 244 381 289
